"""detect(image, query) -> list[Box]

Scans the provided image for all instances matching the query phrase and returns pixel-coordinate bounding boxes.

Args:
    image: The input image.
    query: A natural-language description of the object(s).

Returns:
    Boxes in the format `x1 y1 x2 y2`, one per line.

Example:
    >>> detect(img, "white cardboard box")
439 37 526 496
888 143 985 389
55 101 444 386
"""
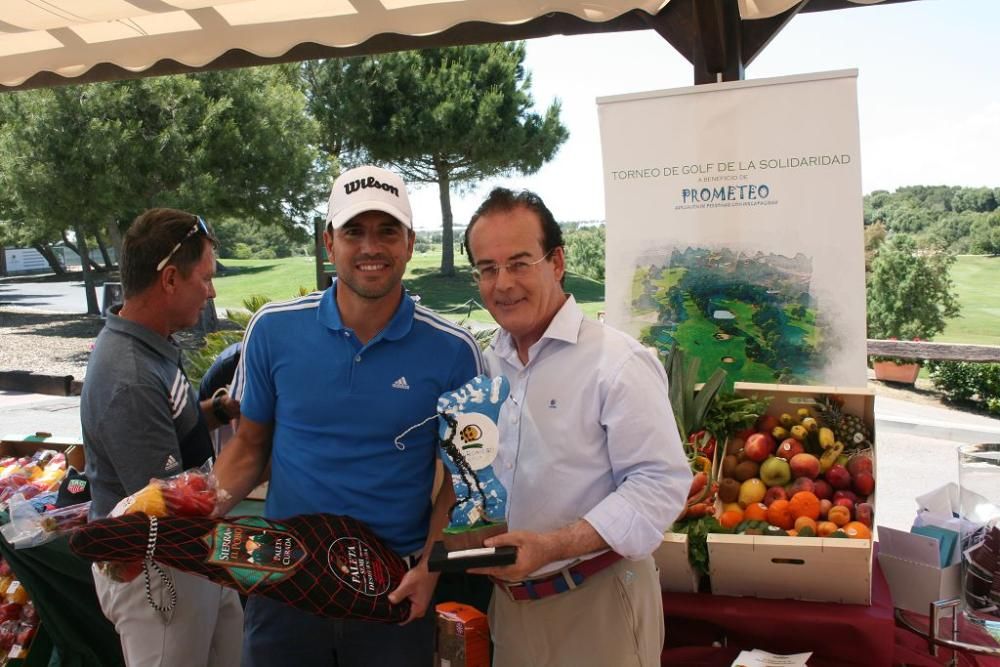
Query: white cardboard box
709 533 872 604
878 552 960 614
653 532 700 593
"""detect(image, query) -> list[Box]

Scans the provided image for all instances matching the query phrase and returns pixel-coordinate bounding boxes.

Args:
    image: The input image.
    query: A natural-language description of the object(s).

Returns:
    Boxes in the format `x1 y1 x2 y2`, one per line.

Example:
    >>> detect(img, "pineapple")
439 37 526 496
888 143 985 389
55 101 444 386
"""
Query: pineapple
813 395 871 448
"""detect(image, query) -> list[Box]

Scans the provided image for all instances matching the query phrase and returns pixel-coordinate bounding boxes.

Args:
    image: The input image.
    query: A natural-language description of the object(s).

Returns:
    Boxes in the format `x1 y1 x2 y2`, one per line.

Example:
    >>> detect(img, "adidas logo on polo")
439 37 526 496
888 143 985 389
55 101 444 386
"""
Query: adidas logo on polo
164 454 180 471
392 377 410 390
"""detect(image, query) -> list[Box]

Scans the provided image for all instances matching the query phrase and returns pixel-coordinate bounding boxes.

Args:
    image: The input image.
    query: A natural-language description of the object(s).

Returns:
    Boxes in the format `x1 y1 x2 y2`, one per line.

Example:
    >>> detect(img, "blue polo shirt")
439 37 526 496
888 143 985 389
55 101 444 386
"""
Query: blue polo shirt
233 282 483 554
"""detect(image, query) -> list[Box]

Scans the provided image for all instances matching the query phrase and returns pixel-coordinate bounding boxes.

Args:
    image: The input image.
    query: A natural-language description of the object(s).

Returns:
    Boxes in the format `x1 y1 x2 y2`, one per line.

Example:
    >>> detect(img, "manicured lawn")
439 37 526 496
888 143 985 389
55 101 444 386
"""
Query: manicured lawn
213 256 317 311
213 250 607 325
937 255 1000 346
212 253 1000 345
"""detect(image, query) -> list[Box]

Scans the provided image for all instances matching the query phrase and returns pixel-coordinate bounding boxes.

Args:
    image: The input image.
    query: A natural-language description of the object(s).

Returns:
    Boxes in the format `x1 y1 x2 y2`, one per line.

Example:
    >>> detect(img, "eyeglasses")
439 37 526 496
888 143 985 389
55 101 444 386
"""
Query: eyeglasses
156 216 210 271
472 249 555 284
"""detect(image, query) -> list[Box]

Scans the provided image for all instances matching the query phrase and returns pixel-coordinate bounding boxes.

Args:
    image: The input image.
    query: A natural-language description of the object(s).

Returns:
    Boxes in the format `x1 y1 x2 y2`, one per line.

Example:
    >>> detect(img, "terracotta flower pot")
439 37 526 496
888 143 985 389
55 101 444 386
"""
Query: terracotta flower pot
873 360 920 384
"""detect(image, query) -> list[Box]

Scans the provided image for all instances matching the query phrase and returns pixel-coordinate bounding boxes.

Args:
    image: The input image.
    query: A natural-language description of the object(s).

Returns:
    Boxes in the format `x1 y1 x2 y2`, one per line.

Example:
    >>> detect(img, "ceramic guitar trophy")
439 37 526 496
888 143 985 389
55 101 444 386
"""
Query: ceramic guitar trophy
427 374 517 572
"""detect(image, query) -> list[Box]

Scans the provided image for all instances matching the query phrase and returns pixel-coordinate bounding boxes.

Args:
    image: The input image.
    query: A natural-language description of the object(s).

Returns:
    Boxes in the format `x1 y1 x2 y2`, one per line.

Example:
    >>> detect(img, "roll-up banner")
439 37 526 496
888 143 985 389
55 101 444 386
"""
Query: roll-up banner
598 70 866 387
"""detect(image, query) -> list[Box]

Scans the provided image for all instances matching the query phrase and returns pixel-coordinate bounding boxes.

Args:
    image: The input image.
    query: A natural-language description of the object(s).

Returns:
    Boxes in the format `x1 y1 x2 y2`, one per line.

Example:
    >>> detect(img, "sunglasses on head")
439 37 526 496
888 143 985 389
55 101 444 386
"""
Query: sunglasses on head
156 216 210 272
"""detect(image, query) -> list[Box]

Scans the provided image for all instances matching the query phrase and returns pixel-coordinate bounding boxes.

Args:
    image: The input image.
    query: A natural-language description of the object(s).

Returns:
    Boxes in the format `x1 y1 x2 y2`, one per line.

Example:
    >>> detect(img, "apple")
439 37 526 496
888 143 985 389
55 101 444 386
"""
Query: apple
759 456 792 488
744 433 776 463
855 502 874 527
812 479 833 500
789 453 820 480
788 477 815 496
846 453 873 478
825 464 852 490
833 490 859 504
776 438 805 461
853 471 876 497
764 486 788 507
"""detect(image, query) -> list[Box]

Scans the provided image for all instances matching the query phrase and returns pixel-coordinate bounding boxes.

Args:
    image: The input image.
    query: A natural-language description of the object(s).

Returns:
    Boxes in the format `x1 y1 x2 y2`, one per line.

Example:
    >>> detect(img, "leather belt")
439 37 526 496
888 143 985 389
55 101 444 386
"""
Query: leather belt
495 551 622 601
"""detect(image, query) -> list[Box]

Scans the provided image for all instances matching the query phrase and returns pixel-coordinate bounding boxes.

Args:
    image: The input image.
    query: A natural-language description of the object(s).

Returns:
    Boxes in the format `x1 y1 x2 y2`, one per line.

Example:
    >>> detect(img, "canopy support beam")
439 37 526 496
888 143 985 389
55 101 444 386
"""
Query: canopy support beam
644 0 806 85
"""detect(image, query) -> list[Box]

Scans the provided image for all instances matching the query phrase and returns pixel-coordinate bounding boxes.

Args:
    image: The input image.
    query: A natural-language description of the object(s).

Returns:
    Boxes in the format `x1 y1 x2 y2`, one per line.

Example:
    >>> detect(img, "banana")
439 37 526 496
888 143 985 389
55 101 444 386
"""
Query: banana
818 427 836 449
820 442 844 472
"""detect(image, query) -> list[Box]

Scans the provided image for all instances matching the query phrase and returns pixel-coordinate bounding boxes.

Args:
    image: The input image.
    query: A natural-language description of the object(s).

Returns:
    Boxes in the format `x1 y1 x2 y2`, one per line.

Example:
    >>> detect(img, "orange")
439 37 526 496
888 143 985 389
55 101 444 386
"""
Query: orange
719 509 744 529
827 505 851 527
788 492 820 521
794 516 817 533
766 499 794 530
843 521 872 540
743 503 768 522
816 521 838 537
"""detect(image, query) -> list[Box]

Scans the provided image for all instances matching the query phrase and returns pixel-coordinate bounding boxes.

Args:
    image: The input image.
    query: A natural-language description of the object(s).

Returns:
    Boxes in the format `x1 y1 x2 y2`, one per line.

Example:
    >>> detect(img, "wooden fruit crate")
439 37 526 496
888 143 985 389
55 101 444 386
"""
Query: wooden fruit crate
0 432 85 471
707 383 876 605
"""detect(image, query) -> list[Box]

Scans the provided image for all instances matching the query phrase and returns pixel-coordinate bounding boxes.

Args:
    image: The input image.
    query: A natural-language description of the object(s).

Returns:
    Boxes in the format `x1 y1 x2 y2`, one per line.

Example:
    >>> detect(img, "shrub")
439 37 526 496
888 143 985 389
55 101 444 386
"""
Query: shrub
927 361 1000 414
232 242 255 260
867 234 960 341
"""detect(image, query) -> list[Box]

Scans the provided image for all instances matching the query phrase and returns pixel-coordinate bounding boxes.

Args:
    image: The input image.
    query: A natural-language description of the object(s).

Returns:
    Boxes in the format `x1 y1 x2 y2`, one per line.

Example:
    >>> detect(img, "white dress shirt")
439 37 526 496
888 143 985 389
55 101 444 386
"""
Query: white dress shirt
485 296 692 576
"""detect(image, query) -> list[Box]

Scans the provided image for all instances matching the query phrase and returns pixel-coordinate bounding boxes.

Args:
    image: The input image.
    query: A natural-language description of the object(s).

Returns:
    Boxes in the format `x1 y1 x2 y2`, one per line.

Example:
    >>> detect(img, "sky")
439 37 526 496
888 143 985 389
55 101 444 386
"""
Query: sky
407 0 1000 230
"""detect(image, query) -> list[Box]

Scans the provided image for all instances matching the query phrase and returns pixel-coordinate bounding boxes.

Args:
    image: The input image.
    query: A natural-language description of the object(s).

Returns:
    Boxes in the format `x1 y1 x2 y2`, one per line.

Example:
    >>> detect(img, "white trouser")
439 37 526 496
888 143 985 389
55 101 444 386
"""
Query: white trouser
93 563 244 667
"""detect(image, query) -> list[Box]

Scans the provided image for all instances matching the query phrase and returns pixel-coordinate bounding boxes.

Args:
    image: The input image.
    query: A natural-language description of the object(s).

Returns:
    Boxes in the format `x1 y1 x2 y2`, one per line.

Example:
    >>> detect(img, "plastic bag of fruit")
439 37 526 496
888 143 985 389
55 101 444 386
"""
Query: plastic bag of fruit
109 462 217 520
0 450 69 511
98 463 219 582
0 494 92 549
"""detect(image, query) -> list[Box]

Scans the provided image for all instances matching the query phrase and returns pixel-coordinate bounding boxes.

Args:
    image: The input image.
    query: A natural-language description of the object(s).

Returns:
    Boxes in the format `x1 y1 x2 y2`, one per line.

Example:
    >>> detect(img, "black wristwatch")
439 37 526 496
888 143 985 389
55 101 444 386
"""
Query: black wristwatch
211 394 232 424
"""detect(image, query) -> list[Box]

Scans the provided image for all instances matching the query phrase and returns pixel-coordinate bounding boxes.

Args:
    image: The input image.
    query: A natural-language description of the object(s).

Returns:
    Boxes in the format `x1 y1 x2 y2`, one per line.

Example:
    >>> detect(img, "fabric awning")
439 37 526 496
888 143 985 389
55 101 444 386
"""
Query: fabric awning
0 0 899 92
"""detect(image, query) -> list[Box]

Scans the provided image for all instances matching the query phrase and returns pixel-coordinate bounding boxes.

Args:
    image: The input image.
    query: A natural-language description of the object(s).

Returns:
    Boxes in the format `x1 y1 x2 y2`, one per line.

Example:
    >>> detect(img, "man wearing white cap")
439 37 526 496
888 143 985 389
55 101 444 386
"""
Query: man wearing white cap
213 165 484 666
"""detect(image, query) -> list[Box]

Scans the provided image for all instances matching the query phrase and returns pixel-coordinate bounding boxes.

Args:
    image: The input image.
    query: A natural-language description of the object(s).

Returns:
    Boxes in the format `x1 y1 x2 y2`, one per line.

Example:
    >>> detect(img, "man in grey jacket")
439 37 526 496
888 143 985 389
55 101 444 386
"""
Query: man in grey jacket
81 208 242 667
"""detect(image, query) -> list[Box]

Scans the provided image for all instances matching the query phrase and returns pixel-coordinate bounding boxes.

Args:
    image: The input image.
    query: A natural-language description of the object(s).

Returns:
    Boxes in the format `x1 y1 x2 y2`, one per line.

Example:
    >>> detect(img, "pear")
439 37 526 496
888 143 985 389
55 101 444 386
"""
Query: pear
738 478 767 507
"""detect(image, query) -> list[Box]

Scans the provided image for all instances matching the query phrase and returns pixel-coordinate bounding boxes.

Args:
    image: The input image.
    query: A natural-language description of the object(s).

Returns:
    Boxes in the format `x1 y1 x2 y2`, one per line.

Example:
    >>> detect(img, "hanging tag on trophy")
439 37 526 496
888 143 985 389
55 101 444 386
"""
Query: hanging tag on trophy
427 374 517 572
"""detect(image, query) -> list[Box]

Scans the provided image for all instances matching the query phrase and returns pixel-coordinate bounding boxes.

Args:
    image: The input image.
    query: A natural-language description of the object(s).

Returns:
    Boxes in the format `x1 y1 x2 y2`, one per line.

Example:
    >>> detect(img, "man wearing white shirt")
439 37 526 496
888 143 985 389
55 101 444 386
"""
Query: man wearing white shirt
464 188 692 667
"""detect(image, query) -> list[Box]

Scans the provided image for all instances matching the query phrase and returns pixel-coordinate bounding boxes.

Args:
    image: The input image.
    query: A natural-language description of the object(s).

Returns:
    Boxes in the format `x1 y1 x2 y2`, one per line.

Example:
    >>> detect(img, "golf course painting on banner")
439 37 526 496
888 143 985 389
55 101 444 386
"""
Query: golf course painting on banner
633 247 823 384
598 71 869 387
